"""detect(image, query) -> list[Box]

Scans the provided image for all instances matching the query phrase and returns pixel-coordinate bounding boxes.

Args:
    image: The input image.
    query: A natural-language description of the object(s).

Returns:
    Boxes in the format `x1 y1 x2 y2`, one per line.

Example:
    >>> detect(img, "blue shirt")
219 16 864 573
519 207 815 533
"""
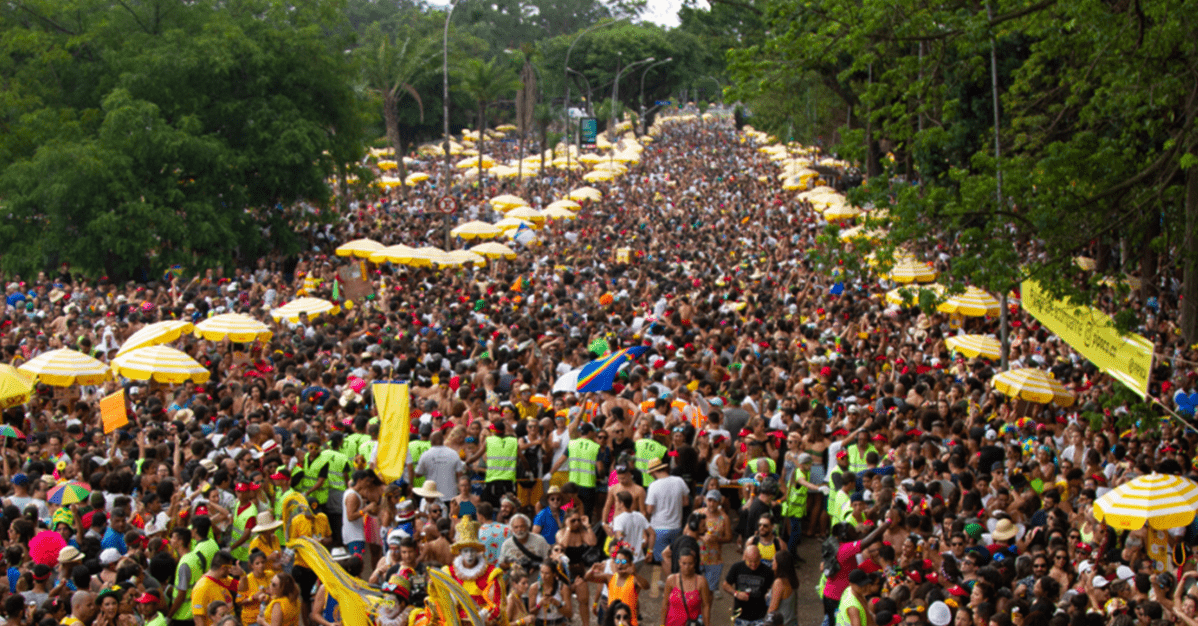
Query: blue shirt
101 527 127 554
533 507 562 545
7 566 18 593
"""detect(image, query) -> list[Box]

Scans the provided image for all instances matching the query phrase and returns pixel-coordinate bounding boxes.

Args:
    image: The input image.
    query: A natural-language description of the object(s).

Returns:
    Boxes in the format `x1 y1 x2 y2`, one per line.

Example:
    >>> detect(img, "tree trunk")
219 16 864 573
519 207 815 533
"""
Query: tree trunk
1182 162 1198 343
477 102 486 186
383 92 408 199
337 161 349 212
1140 204 1160 300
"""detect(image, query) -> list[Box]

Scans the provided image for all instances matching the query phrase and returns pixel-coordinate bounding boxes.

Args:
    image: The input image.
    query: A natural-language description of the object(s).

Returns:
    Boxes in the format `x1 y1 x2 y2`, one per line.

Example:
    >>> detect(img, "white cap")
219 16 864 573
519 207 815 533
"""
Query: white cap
1093 575 1111 588
1116 565 1135 581
100 548 121 565
928 601 952 626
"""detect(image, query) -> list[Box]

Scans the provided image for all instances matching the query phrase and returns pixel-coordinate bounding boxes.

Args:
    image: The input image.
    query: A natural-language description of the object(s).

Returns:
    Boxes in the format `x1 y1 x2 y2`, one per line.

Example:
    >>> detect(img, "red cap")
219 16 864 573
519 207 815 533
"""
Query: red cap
195 506 209 516
270 472 289 481
652 428 670 436
235 482 260 492
835 450 848 460
135 591 161 605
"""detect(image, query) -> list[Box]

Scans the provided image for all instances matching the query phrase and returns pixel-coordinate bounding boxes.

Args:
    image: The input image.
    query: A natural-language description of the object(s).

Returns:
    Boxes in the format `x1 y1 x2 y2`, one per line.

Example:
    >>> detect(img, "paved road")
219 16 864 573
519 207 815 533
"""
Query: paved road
576 536 824 626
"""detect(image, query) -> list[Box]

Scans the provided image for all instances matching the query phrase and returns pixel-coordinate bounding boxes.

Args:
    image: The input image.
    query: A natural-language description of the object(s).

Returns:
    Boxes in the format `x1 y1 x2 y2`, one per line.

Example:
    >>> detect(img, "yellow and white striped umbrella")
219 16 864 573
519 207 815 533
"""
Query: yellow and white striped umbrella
546 199 581 211
18 349 110 386
469 242 518 260
488 194 528 211
368 244 417 265
540 207 578 221
111 346 211 384
822 204 862 221
335 238 383 258
1073 256 1096 271
583 170 615 183
568 187 602 202
437 250 487 268
0 365 33 409
885 259 938 284
405 172 430 186
455 155 495 169
505 206 545 225
945 335 1002 360
937 286 1000 317
884 284 944 307
270 298 340 323
838 225 887 242
494 217 534 232
450 221 503 240
194 313 273 343
577 153 604 164
117 320 195 356
1095 473 1198 530
991 368 1074 406
401 247 448 268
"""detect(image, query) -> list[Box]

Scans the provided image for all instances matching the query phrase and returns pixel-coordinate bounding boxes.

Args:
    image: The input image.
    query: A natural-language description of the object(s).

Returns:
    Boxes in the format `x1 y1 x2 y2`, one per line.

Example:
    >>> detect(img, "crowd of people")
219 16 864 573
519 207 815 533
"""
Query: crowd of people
0 112 1195 626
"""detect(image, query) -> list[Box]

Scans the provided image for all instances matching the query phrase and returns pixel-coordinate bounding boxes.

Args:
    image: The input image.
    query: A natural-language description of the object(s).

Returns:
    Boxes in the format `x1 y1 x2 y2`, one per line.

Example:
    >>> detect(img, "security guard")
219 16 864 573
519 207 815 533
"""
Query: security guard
567 422 601 518
482 421 518 507
300 434 331 510
634 429 668 488
321 435 351 546
407 424 433 488
781 453 820 552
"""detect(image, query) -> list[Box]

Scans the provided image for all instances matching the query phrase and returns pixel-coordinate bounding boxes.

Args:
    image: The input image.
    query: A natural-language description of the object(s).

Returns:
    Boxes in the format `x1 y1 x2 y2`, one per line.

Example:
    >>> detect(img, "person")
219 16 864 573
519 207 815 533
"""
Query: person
555 509 597 626
781 453 819 553
531 560 573 626
662 512 705 577
500 514 549 572
237 550 274 626
376 575 412 626
644 457 689 570
191 551 241 626
822 520 890 626
767 550 800 626
563 421 601 520
749 513 785 567
663 548 711 626
533 486 566 546
134 590 167 626
482 422 518 508
603 600 634 626
63 591 97 626
722 545 774 626
259 572 301 626
445 517 505 626
342 469 381 560
608 491 652 573
94 587 127 626
836 569 872 626
586 548 648 626
229 482 260 565
414 431 465 504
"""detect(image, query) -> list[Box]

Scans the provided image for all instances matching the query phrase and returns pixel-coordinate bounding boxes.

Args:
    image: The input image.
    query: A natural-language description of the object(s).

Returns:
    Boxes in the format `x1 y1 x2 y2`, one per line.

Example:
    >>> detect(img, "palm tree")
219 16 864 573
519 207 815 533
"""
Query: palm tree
458 57 522 183
359 24 433 196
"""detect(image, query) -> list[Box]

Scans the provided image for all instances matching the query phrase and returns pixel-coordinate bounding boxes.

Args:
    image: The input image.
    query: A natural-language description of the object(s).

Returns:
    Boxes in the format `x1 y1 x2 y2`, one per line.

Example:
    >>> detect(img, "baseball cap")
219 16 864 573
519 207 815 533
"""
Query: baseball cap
705 490 723 502
100 548 121 565
1093 575 1111 588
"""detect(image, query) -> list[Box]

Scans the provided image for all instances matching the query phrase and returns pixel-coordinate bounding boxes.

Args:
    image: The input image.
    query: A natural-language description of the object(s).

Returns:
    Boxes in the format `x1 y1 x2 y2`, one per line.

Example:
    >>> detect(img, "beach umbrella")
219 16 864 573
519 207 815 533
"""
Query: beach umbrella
455 155 495 169
568 187 602 202
269 298 340 324
111 346 211 384
47 481 92 505
885 258 938 284
437 250 487 268
494 217 534 232
335 239 384 258
469 242 518 260
488 194 528 211
0 365 34 409
505 207 545 225
405 172 430 186
937 286 1001 317
194 313 273 343
116 320 195 356
450 221 503 240
545 199 582 211
822 204 862 221
0 424 24 439
583 170 615 183
400 247 447 268
540 207 578 221
1074 256 1096 271
553 368 582 393
18 349 110 386
1094 473 1198 530
369 244 418 265
945 335 1002 360
991 368 1075 406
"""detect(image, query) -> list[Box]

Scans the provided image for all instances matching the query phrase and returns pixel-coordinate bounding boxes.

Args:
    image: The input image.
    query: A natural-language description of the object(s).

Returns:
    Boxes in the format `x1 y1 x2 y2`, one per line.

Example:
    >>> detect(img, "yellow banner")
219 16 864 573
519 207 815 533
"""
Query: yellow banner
1021 280 1153 398
373 382 410 483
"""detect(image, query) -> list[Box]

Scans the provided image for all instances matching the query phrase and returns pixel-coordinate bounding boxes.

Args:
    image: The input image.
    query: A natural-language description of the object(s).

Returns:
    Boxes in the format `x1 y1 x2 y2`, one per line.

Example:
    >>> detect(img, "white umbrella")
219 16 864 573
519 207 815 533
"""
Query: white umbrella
553 368 582 394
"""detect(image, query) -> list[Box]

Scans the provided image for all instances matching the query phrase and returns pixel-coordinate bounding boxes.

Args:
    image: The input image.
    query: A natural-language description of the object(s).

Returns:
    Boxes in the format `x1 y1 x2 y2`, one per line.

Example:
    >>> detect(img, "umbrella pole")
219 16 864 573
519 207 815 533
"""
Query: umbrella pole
1000 293 1010 370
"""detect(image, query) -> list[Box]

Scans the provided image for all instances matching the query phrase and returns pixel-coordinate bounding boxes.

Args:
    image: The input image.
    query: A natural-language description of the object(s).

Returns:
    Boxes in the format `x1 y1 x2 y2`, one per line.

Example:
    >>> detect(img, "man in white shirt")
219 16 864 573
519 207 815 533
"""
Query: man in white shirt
609 490 652 571
644 458 689 564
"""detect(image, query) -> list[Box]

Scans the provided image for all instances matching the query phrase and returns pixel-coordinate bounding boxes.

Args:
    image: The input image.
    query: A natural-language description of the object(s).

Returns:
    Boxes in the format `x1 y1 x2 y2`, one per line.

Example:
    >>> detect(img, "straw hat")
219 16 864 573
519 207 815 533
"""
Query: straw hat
412 480 445 500
253 511 284 533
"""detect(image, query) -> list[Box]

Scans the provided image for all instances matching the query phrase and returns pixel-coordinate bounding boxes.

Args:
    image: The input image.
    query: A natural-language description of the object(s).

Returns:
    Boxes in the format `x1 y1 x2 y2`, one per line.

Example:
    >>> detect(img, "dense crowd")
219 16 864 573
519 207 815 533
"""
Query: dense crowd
0 113 1195 626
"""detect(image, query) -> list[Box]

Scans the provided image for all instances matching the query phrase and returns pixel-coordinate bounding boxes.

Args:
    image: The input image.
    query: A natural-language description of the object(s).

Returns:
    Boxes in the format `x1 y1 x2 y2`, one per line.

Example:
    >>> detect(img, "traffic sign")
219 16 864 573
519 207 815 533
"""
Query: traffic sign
437 196 458 215
655 100 671 106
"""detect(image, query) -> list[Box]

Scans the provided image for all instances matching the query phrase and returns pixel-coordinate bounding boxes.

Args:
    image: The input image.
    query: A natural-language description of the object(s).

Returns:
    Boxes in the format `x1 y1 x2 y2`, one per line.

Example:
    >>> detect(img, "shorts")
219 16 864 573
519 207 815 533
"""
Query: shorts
346 541 366 557
292 565 318 603
653 528 681 563
483 480 514 508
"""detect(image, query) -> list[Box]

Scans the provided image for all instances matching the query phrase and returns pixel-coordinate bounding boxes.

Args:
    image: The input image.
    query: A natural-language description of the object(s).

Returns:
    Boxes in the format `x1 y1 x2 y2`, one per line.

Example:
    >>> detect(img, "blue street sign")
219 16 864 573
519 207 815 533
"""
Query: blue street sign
579 117 598 148
655 100 671 106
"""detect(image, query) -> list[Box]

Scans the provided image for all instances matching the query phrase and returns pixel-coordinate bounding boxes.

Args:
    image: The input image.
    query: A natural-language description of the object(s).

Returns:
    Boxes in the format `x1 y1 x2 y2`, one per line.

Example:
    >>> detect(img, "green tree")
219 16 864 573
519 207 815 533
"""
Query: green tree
358 23 435 195
458 56 521 181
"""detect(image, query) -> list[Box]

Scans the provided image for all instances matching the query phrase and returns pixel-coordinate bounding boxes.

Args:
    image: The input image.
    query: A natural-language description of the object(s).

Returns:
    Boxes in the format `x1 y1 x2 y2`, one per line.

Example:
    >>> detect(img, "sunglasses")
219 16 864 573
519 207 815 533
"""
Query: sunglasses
615 559 629 565
951 542 964 547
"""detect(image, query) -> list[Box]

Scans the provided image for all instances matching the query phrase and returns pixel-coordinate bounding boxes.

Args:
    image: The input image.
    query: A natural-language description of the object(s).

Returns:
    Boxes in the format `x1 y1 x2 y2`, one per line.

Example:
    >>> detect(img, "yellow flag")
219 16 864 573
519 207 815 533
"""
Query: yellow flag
374 382 410 483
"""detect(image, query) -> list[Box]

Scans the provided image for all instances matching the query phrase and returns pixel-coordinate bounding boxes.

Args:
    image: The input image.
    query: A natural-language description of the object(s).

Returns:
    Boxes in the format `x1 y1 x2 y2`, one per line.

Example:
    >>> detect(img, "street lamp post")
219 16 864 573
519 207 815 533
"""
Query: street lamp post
638 57 672 135
442 0 460 249
566 68 594 114
563 19 625 180
609 56 654 139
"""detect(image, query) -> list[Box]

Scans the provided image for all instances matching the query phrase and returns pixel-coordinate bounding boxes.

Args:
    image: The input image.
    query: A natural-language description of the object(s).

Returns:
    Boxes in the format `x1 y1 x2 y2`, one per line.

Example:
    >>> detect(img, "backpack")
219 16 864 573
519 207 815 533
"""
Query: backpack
821 536 842 578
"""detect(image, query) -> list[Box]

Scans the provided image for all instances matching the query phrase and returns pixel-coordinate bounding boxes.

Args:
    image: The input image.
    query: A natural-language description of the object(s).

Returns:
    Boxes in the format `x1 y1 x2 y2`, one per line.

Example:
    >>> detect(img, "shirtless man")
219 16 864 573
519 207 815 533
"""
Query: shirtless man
418 522 452 568
602 464 646 523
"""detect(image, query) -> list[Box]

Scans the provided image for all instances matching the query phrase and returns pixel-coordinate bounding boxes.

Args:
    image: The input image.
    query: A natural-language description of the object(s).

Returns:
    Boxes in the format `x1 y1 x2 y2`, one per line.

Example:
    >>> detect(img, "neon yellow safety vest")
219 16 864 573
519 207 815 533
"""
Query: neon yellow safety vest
567 439 600 488
230 503 258 561
341 434 366 459
408 440 431 487
485 436 518 482
634 439 667 487
171 551 204 620
302 452 331 505
847 444 876 474
323 450 349 492
781 467 810 518
835 589 865 626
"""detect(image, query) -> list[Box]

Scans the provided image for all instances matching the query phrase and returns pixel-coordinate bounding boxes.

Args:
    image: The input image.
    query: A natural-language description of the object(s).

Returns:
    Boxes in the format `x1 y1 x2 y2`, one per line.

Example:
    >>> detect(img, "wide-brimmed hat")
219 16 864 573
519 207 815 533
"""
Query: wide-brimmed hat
412 480 444 499
253 511 284 533
58 546 84 564
992 518 1018 541
646 458 669 474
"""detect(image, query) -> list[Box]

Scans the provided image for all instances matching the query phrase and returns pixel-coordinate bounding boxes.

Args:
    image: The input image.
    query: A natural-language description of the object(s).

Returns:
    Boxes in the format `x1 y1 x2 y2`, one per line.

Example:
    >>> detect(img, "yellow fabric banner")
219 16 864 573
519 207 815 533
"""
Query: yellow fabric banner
373 382 410 483
1021 280 1153 398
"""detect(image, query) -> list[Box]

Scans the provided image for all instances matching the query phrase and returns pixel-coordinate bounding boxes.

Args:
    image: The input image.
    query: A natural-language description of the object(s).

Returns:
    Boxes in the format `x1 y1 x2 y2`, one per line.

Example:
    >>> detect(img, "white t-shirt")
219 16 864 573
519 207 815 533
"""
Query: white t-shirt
612 511 651 563
645 475 690 530
414 446 465 501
